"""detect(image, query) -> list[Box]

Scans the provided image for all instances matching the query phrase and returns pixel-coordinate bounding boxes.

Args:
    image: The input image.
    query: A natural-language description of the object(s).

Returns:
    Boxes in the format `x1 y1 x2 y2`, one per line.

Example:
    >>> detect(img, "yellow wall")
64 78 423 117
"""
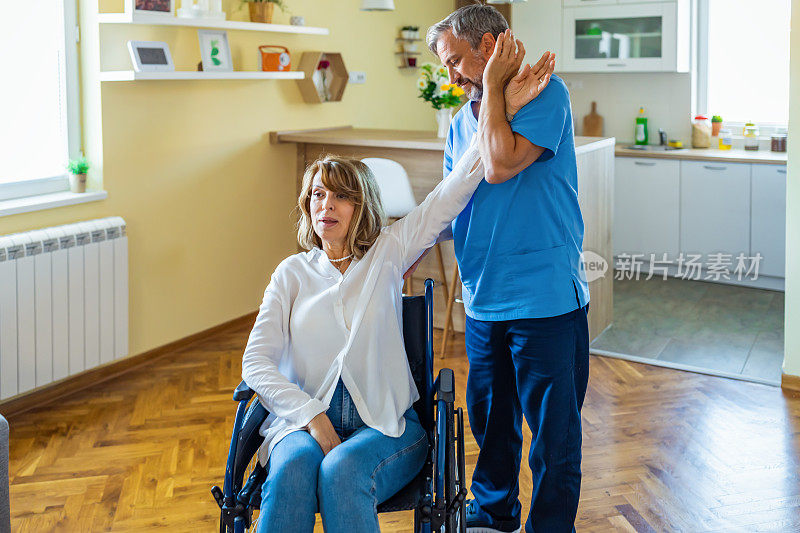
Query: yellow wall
0 0 453 358
785 0 799 377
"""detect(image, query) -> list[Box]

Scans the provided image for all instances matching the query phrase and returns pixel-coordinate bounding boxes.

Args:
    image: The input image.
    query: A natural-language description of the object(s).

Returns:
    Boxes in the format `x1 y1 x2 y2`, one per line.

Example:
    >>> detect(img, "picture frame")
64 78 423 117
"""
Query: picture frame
197 29 233 72
127 40 175 72
126 0 175 18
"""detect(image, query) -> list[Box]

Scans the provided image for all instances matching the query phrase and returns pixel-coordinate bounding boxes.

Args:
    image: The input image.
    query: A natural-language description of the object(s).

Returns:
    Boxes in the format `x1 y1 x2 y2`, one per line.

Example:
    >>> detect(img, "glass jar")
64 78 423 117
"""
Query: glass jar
691 115 711 148
718 129 733 151
771 129 787 152
743 122 759 151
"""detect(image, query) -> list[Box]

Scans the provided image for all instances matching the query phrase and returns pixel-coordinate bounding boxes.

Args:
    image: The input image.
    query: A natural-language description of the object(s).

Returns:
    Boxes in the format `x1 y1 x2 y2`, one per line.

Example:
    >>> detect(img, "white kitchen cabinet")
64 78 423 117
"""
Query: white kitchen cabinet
751 165 787 277
561 1 690 72
680 161 751 262
513 0 564 59
614 157 680 260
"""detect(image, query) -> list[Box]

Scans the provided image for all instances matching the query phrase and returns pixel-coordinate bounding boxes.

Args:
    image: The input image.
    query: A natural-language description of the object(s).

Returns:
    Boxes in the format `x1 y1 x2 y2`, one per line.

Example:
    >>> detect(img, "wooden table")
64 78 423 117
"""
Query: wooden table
272 126 615 341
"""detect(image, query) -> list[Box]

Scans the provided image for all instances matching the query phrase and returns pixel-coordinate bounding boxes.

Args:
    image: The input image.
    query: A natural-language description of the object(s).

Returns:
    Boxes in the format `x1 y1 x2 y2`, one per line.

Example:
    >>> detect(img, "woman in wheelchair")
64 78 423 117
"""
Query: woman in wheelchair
241 33 554 533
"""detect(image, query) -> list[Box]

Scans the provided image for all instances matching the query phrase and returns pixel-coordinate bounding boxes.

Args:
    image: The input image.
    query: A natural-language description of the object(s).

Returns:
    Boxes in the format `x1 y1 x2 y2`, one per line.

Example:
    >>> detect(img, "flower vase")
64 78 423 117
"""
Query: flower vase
436 108 452 138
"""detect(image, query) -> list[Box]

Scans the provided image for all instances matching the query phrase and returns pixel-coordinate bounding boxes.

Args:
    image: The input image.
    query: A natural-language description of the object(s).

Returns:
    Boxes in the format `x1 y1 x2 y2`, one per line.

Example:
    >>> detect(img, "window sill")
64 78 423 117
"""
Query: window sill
0 190 107 218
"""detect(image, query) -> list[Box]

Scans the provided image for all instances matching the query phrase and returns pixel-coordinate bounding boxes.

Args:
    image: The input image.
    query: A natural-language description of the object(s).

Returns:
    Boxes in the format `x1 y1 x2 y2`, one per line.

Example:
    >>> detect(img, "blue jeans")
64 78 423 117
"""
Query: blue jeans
465 302 590 533
257 379 428 533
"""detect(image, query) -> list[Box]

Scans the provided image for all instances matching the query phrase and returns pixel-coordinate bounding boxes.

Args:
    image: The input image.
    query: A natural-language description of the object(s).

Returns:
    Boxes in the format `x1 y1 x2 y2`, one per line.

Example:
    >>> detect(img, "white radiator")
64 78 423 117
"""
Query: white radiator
0 217 128 400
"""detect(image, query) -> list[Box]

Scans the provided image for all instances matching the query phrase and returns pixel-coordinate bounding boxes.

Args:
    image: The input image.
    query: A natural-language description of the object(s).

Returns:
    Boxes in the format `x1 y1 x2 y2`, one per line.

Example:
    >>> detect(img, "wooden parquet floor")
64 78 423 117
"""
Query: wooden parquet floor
6 322 800 532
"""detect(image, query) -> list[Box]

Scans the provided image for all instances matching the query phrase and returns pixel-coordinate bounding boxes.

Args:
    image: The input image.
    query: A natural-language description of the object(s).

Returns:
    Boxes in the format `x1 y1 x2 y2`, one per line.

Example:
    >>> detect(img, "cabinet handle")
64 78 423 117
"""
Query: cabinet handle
703 165 726 171
608 63 626 67
777 169 787 174
634 161 656 166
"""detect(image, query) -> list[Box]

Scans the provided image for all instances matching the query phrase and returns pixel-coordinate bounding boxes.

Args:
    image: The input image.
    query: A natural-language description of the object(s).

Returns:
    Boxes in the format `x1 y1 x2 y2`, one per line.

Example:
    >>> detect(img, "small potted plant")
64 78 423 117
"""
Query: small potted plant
401 26 419 40
241 0 287 24
66 156 89 193
711 115 723 136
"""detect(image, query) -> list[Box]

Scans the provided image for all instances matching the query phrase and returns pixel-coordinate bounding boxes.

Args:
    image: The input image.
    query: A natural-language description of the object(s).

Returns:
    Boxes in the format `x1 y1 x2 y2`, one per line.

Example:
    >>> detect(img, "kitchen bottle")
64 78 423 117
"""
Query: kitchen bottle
635 107 648 146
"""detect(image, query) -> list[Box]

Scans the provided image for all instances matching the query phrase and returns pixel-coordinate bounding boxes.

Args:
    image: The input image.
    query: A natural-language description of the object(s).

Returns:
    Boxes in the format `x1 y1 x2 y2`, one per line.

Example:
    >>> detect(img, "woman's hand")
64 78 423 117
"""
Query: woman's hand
504 51 556 118
306 412 341 455
482 29 525 93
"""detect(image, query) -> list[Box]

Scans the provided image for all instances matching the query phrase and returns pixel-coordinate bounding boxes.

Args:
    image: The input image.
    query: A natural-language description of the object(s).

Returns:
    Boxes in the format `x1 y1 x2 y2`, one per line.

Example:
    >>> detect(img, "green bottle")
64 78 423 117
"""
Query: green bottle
635 107 649 145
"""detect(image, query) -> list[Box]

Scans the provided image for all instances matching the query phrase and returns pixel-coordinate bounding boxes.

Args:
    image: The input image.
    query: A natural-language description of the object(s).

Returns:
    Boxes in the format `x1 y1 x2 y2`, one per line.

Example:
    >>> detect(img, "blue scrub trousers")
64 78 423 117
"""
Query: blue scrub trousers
465 301 589 533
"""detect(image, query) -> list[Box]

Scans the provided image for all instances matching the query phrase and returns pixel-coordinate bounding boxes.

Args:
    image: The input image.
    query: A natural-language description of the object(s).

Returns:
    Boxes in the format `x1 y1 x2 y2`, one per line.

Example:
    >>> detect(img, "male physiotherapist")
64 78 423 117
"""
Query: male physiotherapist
425 5 591 533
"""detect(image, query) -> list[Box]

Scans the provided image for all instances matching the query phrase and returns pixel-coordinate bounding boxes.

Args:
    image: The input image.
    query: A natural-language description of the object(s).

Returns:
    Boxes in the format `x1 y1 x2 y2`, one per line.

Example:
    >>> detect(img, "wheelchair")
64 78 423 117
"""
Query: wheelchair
211 279 468 532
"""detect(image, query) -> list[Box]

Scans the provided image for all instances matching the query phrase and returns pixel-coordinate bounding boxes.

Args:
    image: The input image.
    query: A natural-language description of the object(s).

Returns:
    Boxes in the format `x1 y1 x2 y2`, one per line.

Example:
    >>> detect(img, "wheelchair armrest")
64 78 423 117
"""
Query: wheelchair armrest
435 368 455 403
233 380 255 402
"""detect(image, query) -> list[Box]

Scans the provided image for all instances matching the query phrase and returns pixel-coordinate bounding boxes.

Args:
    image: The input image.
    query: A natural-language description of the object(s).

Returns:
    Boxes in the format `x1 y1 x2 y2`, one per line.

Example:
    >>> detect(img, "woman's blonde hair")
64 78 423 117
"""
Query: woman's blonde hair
297 154 386 259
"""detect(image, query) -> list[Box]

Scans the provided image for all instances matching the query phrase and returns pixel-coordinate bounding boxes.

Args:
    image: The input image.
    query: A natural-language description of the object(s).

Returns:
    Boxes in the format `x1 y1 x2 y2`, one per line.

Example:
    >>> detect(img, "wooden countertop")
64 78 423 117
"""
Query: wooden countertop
615 144 787 165
271 126 615 154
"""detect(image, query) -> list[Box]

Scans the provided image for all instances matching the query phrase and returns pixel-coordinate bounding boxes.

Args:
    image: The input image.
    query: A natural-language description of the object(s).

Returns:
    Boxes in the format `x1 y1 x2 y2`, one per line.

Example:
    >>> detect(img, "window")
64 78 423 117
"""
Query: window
698 0 790 129
0 0 81 201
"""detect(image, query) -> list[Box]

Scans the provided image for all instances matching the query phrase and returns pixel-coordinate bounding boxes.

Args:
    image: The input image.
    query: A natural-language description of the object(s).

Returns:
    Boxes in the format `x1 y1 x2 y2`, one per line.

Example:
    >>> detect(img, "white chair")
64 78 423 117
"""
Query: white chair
362 158 454 348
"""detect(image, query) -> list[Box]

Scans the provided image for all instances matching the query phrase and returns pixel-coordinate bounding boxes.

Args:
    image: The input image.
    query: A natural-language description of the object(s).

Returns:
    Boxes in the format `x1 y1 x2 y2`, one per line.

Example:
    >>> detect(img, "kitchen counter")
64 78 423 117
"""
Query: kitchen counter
272 126 615 341
273 126 614 154
615 144 787 165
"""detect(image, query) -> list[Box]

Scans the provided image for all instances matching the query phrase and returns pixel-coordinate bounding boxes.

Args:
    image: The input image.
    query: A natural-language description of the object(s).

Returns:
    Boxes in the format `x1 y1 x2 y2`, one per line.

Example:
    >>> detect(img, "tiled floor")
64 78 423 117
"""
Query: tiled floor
590 276 785 385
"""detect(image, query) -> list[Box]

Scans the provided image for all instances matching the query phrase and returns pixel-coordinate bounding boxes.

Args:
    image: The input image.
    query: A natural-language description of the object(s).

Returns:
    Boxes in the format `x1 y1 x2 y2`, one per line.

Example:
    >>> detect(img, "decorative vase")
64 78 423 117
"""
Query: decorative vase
436 108 452 138
69 173 87 193
248 2 274 23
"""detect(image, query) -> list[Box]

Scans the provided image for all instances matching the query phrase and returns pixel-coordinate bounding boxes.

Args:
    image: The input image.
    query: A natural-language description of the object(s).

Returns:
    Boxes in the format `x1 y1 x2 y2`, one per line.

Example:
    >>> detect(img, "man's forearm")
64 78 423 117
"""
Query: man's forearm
477 86 517 184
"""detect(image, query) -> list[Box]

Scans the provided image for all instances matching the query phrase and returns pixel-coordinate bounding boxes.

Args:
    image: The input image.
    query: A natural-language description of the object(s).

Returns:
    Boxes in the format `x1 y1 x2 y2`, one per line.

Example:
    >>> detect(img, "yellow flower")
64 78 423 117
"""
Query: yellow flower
451 86 465 97
439 83 452 92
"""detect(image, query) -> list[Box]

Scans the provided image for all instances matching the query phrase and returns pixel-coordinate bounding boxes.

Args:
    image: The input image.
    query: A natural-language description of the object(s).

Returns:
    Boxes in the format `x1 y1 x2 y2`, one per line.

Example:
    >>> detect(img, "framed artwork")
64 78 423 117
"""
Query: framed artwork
126 41 175 72
197 30 233 72
127 0 175 17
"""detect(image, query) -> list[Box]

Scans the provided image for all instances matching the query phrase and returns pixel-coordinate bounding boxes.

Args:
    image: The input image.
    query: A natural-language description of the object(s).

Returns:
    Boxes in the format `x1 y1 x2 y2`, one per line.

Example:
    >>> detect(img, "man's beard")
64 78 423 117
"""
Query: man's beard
466 81 483 101
465 55 487 101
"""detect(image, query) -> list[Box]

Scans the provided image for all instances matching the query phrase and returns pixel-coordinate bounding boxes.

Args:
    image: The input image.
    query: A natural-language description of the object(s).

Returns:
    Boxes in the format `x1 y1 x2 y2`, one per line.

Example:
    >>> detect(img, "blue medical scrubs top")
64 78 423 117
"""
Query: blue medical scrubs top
444 74 590 321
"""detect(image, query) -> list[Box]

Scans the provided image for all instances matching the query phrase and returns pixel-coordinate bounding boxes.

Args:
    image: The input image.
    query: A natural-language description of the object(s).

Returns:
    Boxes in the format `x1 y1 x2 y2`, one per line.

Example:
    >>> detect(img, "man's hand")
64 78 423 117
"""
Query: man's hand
504 51 556 118
306 412 340 455
483 29 525 92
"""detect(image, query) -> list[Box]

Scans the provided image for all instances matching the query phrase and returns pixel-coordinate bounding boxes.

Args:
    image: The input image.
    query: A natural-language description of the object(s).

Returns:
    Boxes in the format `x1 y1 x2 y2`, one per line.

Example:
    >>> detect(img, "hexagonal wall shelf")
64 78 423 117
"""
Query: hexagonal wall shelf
296 52 348 103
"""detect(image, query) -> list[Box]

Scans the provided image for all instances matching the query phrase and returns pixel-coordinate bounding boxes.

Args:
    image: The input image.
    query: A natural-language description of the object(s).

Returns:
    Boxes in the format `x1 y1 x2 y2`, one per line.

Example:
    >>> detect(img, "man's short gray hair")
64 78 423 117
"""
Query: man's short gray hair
426 4 509 56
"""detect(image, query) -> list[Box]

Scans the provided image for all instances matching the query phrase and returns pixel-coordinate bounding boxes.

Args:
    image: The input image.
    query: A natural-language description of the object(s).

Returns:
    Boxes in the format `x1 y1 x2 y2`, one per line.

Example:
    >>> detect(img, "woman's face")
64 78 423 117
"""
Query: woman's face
310 171 356 249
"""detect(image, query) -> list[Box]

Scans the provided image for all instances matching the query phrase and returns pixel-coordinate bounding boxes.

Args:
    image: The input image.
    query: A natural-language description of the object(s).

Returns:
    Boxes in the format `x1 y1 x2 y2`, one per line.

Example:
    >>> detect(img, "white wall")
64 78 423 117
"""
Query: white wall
783 0 799 378
512 0 693 142
559 72 692 142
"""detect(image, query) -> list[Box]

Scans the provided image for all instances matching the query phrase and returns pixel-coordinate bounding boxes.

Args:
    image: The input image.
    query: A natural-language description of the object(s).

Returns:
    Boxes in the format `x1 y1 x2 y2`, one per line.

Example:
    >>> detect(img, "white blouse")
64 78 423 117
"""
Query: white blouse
242 135 483 465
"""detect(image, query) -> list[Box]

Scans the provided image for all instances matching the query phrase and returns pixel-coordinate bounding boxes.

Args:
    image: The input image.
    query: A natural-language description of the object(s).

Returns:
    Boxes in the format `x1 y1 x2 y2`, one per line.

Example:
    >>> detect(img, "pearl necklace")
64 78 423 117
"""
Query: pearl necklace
328 254 352 263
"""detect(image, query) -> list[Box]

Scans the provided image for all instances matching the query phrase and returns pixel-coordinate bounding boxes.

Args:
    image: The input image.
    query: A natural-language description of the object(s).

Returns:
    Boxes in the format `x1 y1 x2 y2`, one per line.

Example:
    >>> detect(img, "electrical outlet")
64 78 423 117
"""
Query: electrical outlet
349 71 367 84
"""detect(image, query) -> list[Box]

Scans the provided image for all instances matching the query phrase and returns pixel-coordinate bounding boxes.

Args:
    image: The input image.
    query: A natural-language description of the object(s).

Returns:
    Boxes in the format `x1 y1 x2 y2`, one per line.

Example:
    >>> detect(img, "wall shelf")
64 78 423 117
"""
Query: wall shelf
99 70 304 81
296 52 348 103
98 13 329 35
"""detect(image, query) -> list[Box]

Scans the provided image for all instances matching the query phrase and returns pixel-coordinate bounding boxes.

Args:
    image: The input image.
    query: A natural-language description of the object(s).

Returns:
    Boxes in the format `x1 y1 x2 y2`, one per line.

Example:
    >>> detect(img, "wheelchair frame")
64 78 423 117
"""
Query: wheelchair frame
211 279 468 532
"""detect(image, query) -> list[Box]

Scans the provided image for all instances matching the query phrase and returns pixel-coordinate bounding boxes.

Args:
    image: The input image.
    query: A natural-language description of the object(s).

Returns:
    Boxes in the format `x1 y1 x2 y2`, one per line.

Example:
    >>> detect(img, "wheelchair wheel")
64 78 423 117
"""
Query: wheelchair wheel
241 453 262 532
